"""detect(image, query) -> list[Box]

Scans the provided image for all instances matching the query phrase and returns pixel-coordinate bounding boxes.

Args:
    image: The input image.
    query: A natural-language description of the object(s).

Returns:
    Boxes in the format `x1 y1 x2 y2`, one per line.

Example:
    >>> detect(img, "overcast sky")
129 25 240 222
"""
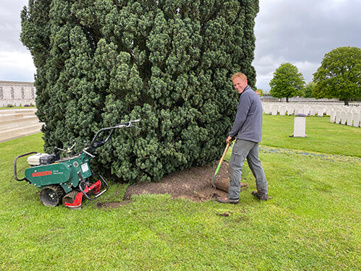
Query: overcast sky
1 0 361 92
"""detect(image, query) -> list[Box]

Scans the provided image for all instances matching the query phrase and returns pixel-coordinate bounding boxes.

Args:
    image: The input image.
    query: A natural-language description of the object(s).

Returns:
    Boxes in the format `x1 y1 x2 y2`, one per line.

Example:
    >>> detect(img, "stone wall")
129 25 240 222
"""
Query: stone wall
0 81 36 107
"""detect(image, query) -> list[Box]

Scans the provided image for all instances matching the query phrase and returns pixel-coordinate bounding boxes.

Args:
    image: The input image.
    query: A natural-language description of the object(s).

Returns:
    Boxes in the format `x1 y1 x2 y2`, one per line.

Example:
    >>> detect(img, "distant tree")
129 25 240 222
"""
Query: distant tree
313 46 361 105
21 0 259 183
269 63 305 102
304 82 315 98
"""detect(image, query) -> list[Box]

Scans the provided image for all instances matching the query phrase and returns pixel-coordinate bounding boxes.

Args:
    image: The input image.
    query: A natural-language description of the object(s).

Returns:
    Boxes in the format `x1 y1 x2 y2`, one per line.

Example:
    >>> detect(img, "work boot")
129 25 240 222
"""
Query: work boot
216 196 239 204
252 191 267 201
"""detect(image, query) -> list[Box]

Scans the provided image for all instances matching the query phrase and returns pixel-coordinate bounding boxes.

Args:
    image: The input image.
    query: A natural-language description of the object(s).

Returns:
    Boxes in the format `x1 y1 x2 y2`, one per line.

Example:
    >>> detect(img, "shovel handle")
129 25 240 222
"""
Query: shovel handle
212 142 230 185
219 142 230 165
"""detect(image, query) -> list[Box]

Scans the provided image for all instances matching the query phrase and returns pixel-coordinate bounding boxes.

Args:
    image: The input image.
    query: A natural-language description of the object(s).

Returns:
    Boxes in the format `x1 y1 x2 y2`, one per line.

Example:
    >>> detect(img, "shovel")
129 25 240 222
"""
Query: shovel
211 142 230 187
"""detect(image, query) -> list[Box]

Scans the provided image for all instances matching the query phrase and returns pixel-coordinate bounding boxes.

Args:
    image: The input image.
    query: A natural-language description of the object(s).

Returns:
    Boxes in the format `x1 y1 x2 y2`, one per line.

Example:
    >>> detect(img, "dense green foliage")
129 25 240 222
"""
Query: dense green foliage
313 46 361 105
21 0 259 183
269 63 305 102
303 81 315 98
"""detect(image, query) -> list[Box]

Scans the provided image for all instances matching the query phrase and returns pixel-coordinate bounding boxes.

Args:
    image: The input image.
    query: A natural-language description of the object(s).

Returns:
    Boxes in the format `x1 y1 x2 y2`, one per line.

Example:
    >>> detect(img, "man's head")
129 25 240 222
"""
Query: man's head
232 73 248 94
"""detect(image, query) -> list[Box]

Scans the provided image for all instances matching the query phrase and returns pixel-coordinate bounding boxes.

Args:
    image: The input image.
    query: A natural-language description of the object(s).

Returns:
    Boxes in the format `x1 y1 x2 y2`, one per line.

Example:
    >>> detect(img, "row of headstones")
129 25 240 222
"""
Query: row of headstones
330 110 360 127
262 103 360 116
262 102 361 128
263 103 330 116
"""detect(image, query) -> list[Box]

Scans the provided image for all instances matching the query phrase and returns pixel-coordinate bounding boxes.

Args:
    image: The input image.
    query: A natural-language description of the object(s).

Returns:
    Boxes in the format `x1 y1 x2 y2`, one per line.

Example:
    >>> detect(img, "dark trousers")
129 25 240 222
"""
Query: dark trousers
227 139 268 200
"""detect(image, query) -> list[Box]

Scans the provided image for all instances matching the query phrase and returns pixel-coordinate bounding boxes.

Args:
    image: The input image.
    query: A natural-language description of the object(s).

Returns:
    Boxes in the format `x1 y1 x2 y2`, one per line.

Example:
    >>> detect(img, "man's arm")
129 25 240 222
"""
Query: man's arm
228 92 252 138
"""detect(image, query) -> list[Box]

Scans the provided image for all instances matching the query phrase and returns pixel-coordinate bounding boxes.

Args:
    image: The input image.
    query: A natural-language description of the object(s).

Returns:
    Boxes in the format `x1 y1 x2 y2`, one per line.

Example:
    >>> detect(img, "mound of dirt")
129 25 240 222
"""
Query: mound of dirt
97 161 236 209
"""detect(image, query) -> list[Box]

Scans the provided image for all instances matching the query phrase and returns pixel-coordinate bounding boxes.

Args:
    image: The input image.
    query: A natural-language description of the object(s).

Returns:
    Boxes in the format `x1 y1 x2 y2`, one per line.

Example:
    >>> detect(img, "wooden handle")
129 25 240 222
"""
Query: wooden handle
212 142 230 186
219 142 230 165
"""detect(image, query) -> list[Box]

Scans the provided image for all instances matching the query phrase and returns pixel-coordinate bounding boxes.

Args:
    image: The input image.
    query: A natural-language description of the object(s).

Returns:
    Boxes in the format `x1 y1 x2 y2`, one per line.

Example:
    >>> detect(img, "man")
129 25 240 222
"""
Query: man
216 72 268 204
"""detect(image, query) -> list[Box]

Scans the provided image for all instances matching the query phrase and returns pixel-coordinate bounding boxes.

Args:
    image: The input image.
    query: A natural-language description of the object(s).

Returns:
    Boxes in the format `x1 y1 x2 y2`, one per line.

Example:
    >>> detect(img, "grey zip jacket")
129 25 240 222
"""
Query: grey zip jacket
229 85 263 143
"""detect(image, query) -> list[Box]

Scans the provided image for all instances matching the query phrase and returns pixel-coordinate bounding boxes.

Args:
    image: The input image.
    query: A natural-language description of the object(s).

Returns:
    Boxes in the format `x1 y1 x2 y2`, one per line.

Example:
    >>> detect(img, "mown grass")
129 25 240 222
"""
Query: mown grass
262 114 361 157
1 115 360 270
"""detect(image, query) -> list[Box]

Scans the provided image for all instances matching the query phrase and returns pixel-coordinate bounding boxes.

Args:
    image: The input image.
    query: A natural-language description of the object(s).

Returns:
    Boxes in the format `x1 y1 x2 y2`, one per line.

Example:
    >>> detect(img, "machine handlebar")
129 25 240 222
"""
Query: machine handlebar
14 152 38 182
114 119 141 129
90 119 141 150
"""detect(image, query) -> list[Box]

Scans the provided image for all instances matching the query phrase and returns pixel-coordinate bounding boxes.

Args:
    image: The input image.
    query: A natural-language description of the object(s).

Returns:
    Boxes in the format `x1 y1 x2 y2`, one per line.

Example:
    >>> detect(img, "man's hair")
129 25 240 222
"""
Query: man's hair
231 72 247 81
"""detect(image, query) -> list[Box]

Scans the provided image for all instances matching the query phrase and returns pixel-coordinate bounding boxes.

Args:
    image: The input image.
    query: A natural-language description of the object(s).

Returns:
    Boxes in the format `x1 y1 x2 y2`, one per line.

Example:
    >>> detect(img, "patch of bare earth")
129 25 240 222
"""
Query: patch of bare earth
96 161 232 209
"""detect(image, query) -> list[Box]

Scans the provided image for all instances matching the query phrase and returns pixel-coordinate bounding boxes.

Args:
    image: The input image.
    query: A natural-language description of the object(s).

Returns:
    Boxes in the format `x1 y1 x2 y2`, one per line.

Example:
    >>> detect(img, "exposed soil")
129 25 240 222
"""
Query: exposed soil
96 161 241 209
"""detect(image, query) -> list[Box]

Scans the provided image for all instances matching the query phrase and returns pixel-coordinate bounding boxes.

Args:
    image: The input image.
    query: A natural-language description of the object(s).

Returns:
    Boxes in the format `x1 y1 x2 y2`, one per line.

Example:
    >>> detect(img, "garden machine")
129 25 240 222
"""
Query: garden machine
14 120 140 208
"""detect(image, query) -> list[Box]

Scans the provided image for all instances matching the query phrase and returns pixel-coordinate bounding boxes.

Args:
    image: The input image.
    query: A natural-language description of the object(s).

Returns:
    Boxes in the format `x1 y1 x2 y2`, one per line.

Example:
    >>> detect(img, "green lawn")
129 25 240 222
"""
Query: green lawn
1 115 360 270
262 114 361 157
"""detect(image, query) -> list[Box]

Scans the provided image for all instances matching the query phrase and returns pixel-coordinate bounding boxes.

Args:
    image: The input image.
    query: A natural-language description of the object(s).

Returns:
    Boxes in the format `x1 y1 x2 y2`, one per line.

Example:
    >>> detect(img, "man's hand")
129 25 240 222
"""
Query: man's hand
226 136 233 144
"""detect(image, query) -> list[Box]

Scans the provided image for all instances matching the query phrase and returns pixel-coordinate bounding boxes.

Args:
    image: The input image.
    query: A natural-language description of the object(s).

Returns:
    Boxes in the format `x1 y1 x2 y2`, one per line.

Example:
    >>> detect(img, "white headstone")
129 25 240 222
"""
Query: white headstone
341 112 347 125
326 107 333 116
271 105 278 115
310 107 317 116
347 112 353 126
279 105 287 115
352 112 360 127
288 105 295 115
263 104 271 114
293 117 307 137
317 107 324 117
335 111 341 124
330 110 336 123
295 107 304 115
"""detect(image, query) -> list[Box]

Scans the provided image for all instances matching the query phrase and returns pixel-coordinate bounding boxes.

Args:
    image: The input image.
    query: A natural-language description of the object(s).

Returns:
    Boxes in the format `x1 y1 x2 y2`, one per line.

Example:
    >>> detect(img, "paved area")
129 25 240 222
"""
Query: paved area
0 108 43 143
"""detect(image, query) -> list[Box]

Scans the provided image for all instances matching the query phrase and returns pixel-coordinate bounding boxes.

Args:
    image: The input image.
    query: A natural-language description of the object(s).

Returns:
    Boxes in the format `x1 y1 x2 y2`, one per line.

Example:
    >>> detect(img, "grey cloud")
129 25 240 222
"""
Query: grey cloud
253 0 361 91
1 0 360 88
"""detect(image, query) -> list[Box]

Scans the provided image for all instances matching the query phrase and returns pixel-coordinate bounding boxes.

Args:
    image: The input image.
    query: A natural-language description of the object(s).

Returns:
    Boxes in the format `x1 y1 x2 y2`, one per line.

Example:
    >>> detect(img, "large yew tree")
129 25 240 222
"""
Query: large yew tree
21 0 259 183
